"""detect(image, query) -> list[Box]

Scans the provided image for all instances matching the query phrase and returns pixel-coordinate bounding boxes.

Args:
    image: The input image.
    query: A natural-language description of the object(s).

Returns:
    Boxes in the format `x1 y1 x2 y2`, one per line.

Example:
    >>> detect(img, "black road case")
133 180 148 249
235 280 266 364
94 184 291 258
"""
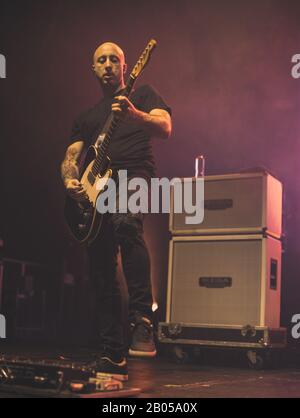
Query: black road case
158 322 287 369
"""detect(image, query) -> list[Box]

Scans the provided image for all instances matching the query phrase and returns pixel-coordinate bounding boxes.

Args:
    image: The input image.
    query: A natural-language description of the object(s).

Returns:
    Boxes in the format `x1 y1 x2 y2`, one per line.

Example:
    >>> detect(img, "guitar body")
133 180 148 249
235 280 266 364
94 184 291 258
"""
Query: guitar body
64 146 112 244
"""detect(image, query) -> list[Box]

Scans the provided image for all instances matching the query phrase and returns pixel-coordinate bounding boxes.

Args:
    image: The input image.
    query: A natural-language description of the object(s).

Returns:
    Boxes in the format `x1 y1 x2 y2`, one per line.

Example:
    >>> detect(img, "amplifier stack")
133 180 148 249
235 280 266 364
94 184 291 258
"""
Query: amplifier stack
158 171 287 368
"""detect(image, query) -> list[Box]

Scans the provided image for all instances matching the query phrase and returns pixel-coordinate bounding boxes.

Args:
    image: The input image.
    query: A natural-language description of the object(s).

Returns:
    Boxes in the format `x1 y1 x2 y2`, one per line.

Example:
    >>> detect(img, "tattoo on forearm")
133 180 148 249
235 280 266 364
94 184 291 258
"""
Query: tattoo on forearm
61 147 80 184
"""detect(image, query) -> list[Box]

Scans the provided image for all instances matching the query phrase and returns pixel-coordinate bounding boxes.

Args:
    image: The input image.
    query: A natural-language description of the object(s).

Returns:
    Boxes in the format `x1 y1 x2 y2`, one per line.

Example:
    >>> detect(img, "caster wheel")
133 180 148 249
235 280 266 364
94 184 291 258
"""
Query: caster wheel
246 350 265 370
171 345 190 364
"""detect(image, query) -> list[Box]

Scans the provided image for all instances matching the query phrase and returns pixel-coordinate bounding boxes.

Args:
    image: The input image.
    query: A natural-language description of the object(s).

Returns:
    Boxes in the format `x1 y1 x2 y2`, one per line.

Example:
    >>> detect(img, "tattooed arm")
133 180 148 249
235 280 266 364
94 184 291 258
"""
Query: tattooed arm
61 141 83 185
61 141 87 201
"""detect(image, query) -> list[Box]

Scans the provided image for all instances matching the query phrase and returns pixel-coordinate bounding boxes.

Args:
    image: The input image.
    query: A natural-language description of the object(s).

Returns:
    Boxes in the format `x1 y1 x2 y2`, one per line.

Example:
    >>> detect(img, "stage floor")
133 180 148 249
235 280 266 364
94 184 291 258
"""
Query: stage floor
0 343 300 398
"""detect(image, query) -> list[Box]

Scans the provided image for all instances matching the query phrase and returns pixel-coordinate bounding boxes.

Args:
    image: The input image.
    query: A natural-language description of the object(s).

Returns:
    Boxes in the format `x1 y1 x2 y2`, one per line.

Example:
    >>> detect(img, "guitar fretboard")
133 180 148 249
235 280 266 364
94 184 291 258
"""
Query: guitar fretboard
90 75 136 177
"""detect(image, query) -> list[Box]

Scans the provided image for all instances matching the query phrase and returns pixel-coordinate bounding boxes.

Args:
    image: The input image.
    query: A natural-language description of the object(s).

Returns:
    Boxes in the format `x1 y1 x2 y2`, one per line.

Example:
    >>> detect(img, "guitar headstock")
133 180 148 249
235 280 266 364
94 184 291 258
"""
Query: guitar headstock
130 39 157 79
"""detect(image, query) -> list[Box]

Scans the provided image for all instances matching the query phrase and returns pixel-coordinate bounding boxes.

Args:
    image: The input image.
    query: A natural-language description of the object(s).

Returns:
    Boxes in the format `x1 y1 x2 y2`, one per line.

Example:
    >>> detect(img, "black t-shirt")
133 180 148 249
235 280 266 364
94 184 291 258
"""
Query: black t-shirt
69 84 171 179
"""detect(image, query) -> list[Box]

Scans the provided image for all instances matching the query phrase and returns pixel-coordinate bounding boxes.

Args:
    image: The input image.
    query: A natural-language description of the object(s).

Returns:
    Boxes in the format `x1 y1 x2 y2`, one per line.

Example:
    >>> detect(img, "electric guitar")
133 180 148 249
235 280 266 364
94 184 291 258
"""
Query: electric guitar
64 39 157 244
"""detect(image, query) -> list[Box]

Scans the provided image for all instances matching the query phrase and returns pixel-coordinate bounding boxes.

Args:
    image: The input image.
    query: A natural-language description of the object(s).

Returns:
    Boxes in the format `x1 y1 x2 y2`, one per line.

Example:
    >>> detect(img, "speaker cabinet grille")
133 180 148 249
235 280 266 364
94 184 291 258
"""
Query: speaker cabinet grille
167 235 281 328
170 172 282 238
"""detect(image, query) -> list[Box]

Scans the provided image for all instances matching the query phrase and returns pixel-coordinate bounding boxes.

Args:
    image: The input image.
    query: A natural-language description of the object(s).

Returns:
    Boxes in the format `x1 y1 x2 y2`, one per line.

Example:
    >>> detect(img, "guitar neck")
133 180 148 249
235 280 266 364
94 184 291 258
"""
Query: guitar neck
91 75 136 177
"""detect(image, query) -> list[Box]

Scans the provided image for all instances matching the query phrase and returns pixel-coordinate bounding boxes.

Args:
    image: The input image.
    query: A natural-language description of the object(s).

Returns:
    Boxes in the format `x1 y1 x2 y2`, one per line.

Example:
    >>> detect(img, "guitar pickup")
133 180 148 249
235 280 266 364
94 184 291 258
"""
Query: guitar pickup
87 172 95 185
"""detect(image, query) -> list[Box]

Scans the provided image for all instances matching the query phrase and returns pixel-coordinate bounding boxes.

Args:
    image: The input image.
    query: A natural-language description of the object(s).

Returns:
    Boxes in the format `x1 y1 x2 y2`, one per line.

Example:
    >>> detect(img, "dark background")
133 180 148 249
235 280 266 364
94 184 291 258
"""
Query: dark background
0 0 300 341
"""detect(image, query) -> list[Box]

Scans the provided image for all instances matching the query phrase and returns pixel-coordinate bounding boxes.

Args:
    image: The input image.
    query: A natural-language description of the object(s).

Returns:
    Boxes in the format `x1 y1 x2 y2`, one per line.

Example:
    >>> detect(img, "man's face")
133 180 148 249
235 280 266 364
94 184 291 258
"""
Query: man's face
93 43 126 88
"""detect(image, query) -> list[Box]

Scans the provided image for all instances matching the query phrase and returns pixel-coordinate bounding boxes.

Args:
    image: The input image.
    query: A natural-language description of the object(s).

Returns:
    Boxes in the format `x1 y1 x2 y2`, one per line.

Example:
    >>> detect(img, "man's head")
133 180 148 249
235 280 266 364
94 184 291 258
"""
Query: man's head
92 42 127 90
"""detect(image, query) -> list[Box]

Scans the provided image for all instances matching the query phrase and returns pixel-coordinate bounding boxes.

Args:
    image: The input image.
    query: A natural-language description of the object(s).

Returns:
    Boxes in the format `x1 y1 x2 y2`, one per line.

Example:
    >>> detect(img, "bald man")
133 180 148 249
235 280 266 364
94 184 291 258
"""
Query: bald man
61 42 172 381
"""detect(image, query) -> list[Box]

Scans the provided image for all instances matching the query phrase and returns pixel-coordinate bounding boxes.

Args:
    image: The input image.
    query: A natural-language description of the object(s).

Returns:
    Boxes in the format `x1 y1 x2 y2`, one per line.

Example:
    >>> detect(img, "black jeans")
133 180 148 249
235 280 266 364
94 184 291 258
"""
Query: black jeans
87 206 153 359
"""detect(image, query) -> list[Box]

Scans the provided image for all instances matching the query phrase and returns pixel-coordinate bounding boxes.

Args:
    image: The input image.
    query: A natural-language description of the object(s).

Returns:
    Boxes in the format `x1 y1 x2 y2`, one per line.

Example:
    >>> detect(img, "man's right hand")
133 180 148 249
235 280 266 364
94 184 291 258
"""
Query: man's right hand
65 179 89 202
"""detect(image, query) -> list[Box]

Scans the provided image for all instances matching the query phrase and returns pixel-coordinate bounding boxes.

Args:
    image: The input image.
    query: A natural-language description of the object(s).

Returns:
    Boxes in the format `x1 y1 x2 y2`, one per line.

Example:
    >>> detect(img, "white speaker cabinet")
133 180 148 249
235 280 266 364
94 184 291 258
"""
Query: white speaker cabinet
169 172 282 238
166 234 282 329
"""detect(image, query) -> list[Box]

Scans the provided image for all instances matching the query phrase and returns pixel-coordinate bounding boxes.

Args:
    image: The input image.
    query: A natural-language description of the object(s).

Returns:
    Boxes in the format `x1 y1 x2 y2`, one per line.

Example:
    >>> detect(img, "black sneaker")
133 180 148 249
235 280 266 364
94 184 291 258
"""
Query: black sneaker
129 316 157 358
94 356 128 382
